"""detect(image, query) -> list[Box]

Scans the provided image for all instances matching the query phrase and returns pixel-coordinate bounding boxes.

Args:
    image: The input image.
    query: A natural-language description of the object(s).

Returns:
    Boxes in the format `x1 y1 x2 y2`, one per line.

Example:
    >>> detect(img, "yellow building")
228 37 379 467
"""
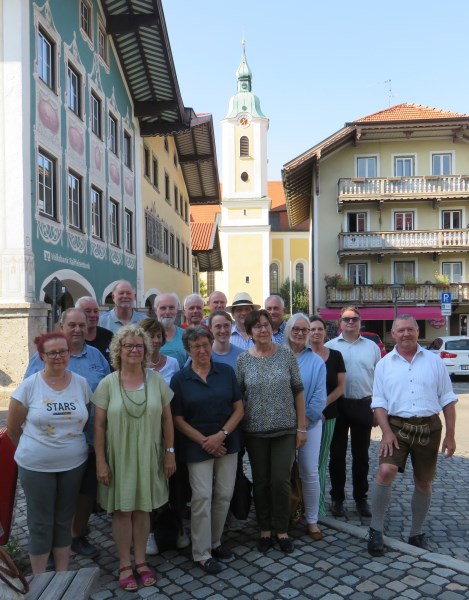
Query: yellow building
283 103 469 342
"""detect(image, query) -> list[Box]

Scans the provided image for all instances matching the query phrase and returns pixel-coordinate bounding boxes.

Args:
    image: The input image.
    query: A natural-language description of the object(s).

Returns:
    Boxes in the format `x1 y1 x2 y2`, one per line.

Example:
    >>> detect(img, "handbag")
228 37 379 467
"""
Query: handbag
290 457 304 525
229 470 252 521
0 548 29 599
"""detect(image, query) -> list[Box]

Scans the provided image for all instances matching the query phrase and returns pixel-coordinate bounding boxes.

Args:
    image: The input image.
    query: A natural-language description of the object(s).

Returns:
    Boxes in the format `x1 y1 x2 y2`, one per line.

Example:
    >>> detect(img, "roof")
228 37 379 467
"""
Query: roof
354 103 469 123
190 216 222 272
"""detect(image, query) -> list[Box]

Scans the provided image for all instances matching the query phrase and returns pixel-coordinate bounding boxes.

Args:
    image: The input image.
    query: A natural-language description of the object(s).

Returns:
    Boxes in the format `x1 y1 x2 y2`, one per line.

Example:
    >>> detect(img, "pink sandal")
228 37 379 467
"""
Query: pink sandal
118 565 138 592
135 562 156 587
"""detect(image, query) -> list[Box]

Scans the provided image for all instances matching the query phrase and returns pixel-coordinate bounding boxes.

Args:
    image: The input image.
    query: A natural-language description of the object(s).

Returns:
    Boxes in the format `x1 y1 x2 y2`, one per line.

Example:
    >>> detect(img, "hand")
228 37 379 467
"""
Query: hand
97 462 111 487
296 430 307 449
211 443 227 458
164 452 177 479
379 431 399 457
201 432 226 454
441 434 456 458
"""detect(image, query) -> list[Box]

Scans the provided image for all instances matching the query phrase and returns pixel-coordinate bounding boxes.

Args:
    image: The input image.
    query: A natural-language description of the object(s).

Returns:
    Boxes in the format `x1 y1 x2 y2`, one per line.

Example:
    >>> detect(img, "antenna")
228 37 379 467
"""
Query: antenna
384 79 393 107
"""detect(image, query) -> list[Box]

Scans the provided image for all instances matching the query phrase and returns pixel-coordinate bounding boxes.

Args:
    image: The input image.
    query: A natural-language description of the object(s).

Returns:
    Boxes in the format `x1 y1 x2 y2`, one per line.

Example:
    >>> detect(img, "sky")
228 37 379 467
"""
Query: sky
163 0 469 181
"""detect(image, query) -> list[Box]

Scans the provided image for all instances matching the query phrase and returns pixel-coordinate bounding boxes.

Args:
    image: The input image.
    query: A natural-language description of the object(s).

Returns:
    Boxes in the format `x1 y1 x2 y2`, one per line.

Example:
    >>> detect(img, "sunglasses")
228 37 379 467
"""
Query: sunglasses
341 316 360 323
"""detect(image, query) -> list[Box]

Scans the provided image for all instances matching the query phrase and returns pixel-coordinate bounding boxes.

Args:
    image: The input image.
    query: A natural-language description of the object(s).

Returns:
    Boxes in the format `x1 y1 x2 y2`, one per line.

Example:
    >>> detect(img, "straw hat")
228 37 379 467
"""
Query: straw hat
226 292 260 312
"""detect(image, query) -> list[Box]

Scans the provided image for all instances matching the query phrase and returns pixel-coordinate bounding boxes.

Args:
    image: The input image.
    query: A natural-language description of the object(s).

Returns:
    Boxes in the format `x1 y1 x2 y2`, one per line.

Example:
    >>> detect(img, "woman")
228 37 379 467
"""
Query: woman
170 326 244 575
309 315 346 517
236 310 307 554
141 318 179 384
93 324 176 592
284 314 327 540
7 332 90 574
208 310 244 368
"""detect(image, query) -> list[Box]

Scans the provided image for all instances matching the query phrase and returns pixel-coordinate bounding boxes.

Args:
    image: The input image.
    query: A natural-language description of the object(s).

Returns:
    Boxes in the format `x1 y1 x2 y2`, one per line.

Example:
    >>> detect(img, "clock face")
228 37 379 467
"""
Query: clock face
238 114 250 127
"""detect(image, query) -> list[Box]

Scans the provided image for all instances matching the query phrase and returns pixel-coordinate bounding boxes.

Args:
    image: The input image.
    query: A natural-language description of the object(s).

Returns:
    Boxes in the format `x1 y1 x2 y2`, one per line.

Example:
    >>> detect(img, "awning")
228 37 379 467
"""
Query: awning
319 306 443 321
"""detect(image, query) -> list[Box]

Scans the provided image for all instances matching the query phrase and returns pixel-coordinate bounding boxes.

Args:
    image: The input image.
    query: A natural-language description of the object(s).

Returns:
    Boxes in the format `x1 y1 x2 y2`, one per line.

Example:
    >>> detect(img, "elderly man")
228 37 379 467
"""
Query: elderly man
207 291 227 312
264 295 287 344
154 293 187 368
75 296 113 362
181 294 206 329
98 280 146 333
227 292 259 350
24 308 110 559
325 306 381 518
367 315 457 556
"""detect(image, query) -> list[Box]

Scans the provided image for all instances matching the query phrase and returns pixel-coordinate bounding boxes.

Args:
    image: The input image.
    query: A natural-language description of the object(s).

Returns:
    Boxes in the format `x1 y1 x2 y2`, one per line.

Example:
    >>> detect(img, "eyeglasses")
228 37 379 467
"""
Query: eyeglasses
190 343 211 352
252 323 271 331
292 327 310 334
43 349 69 358
341 316 360 323
122 343 145 352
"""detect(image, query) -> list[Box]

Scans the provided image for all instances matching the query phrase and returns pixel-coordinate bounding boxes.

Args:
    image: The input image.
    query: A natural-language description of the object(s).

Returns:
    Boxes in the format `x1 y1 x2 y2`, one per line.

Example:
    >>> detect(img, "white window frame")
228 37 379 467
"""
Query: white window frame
346 211 367 232
441 209 462 230
152 155 159 188
270 262 280 294
393 261 416 284
356 155 378 178
38 149 57 219
80 0 92 41
91 92 102 138
394 211 415 231
91 186 103 239
67 63 81 116
442 262 462 283
109 199 120 246
394 155 415 177
98 24 108 64
432 152 453 176
123 131 132 170
108 114 118 155
124 209 133 253
347 263 367 285
37 28 54 90
67 171 82 231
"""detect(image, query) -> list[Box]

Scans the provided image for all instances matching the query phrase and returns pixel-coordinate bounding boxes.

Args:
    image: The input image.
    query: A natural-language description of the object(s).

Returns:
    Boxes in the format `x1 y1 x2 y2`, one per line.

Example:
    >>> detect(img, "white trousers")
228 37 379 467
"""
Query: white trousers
298 420 323 525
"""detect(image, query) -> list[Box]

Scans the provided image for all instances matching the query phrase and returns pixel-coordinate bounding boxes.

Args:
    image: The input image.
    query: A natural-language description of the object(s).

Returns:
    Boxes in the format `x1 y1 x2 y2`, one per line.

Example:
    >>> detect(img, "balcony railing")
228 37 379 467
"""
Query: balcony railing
338 229 469 254
338 175 469 209
326 283 469 305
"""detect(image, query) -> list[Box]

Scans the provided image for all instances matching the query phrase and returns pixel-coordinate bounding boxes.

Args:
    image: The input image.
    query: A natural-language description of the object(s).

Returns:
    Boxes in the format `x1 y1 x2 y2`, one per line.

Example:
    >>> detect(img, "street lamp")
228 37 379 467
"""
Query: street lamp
390 283 404 319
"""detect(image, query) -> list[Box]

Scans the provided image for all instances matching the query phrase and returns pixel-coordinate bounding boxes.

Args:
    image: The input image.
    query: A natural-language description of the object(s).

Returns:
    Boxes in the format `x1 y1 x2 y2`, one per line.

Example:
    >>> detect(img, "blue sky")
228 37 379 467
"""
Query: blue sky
163 1 469 181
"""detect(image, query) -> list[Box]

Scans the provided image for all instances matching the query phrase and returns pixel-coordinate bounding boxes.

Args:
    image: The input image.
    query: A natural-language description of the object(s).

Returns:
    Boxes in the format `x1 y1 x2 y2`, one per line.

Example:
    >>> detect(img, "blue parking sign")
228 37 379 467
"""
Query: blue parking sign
441 292 452 304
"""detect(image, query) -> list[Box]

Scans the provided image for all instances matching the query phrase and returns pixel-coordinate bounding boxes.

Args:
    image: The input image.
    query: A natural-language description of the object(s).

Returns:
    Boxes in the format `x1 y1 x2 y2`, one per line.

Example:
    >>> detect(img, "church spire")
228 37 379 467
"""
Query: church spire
225 40 266 119
236 40 252 93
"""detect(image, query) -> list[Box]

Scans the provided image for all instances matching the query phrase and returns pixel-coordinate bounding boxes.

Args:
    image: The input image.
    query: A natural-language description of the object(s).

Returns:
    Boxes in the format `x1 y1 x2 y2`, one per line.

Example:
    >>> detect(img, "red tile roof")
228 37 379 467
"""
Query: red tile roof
190 204 220 223
268 181 286 209
356 103 469 123
190 222 215 251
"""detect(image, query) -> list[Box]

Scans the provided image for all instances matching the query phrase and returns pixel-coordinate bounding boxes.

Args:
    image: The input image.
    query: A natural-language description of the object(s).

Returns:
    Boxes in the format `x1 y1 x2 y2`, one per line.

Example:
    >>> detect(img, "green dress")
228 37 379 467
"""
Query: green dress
91 370 173 512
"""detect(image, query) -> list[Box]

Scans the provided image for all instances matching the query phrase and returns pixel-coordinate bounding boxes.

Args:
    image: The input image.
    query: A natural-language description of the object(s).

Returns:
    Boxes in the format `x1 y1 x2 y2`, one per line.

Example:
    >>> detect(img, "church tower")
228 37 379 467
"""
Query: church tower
218 43 271 304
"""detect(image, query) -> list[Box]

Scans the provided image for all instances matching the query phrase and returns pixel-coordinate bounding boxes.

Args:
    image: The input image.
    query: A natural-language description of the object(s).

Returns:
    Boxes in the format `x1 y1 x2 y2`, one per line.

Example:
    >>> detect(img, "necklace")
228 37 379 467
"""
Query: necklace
150 354 165 370
118 370 148 418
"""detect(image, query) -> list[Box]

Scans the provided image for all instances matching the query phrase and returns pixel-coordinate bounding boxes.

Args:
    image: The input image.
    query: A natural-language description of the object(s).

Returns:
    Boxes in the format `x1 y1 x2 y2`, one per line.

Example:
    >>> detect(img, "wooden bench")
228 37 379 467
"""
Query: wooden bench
26 567 100 600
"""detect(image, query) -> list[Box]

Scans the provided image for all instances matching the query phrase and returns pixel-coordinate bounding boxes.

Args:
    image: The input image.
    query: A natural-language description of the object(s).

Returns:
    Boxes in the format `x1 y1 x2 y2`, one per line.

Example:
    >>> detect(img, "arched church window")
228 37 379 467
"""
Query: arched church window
295 262 304 286
240 136 249 157
270 263 279 294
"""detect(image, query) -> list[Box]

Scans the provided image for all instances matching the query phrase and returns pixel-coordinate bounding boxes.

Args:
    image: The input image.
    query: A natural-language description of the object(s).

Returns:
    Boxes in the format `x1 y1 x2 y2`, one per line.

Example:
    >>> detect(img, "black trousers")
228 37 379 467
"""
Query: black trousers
329 397 373 503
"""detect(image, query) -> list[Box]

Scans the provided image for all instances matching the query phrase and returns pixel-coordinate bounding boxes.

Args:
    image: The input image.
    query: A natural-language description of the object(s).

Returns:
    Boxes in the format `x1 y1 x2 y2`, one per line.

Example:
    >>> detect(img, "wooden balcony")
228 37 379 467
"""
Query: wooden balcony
338 229 469 258
337 175 469 211
326 283 469 305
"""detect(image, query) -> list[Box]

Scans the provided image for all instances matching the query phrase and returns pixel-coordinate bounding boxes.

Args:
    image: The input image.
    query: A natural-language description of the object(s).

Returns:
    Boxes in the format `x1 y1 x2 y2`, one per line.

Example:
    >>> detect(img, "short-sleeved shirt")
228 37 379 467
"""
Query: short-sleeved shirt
322 349 346 419
152 355 180 386
230 325 254 350
98 308 147 333
211 345 244 370
86 326 113 365
170 361 242 463
12 372 90 472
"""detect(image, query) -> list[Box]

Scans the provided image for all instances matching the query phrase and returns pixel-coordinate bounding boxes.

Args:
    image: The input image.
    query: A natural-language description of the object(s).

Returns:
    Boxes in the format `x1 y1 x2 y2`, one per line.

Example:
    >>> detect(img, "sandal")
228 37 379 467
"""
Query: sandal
119 565 138 592
135 562 157 587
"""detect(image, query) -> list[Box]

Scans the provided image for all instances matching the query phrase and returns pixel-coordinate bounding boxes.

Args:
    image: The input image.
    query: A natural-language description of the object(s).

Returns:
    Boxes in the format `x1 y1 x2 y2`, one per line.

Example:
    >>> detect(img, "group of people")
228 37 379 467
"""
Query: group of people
6 282 457 591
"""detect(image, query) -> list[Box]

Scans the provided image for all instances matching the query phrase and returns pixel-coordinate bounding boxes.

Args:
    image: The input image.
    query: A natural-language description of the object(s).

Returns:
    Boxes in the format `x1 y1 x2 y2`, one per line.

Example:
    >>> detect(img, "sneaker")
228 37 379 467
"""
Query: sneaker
176 529 190 549
367 527 384 557
212 545 234 561
198 557 223 574
71 536 99 558
146 533 159 556
408 533 432 551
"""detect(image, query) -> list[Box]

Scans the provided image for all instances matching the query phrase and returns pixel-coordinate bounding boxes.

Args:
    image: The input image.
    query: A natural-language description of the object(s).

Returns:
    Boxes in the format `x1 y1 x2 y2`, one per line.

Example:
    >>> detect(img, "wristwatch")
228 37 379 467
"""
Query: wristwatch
165 447 175 453
221 429 230 437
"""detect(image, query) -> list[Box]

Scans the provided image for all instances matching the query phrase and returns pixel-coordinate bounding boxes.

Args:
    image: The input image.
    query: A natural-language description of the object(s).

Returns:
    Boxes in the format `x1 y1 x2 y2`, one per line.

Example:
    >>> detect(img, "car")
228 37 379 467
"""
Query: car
427 336 469 377
360 331 387 358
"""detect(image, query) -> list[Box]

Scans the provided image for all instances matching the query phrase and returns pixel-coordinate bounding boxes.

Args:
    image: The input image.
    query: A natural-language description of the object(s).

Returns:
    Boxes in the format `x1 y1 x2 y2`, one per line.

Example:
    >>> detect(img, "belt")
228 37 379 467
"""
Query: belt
388 415 438 426
344 396 372 402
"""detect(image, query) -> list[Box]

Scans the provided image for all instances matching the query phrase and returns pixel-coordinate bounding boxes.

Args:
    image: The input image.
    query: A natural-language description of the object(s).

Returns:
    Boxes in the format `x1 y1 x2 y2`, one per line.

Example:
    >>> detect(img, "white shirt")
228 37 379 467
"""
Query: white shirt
372 345 457 418
326 334 380 399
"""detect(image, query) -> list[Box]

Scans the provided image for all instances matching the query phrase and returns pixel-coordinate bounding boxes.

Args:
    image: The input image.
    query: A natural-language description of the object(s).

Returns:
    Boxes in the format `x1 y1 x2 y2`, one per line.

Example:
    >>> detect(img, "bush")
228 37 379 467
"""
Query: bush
279 279 309 314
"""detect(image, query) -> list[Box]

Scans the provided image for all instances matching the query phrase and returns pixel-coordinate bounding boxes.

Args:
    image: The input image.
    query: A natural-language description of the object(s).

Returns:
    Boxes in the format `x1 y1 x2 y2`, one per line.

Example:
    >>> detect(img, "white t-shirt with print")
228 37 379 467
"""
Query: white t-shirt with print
13 372 91 472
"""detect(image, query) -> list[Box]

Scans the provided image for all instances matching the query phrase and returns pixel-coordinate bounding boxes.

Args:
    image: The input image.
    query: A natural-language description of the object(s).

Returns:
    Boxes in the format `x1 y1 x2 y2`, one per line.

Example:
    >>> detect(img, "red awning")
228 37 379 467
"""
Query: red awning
319 306 442 321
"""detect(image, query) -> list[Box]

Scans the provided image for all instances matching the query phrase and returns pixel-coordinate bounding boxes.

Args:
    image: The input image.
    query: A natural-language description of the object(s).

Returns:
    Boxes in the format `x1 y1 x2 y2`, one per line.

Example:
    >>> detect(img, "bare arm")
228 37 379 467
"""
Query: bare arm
6 399 28 447
441 401 456 458
326 372 345 406
161 405 176 478
294 390 307 449
93 406 111 486
374 407 400 457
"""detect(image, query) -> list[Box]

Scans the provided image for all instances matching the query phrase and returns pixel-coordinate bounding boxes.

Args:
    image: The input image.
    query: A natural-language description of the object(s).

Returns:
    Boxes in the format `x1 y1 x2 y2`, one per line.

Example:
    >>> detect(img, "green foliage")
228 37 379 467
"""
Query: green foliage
279 278 309 314
199 278 208 300
3 538 20 557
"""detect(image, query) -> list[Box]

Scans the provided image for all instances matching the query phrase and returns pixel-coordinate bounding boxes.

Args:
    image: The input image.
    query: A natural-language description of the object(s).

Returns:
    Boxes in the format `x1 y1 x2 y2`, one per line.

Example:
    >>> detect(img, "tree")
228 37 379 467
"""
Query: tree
279 279 309 314
199 278 208 300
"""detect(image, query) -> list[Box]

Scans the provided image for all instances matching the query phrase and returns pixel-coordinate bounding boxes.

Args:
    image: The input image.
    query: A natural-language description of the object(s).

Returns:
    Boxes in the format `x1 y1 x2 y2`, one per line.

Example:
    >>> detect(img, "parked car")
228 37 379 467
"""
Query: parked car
360 331 387 358
427 336 469 377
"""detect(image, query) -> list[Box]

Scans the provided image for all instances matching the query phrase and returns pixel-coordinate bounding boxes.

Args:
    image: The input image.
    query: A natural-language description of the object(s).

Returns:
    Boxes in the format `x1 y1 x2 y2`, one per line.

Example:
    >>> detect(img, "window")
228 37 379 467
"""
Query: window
145 211 167 260
180 193 184 216
164 137 169 153
347 212 366 232
125 210 133 252
432 153 452 176
38 150 56 218
109 199 119 246
165 173 170 203
98 26 108 63
176 239 181 269
394 156 414 177
182 243 186 273
80 1 92 39
91 187 103 239
143 147 150 178
348 263 367 285
169 233 175 266
357 156 377 178
123 132 132 169
207 272 215 293
91 93 101 137
394 261 415 284
184 201 189 224
186 247 190 275
67 64 81 116
295 263 305 285
173 152 177 167
163 228 169 256
442 210 461 229
67 172 82 230
394 212 414 231
442 262 462 283
108 114 118 155
174 186 179 212
240 136 249 157
270 263 279 294
37 29 54 89
152 157 159 187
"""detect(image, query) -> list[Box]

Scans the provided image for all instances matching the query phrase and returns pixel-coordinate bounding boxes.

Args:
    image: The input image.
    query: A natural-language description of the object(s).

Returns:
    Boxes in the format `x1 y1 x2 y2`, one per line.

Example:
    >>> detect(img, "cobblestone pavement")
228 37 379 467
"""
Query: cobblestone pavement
7 439 469 599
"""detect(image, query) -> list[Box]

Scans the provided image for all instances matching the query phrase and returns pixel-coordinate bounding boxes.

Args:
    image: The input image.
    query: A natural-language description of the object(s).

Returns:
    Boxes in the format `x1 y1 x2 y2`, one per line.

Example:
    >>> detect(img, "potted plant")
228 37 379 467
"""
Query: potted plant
372 277 387 290
324 273 343 287
434 273 450 289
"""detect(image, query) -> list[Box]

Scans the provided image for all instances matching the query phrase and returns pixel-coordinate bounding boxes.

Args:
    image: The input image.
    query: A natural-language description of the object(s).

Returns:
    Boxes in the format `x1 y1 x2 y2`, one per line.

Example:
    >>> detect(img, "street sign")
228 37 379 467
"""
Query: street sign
441 292 452 304
441 308 452 316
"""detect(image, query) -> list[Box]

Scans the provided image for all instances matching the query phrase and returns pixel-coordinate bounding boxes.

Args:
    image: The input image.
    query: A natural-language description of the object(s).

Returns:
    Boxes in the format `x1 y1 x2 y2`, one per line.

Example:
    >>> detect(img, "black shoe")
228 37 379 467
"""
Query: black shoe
367 527 384 557
356 500 372 517
408 533 432 551
71 536 99 558
330 501 345 517
276 536 294 554
257 537 273 553
199 558 223 574
212 545 234 561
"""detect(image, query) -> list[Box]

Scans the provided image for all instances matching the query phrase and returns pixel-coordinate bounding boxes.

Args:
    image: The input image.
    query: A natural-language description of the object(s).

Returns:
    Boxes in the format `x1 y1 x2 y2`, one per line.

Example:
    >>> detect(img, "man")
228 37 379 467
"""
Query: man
98 280 146 333
25 308 110 558
75 296 113 363
207 291 227 312
264 294 287 344
227 292 260 350
325 306 381 518
367 315 456 556
154 293 187 368
181 294 206 329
